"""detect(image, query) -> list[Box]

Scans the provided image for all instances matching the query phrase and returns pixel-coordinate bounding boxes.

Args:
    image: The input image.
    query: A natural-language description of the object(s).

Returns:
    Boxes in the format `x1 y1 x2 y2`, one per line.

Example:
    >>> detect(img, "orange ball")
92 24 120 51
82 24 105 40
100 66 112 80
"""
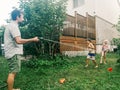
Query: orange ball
59 78 65 84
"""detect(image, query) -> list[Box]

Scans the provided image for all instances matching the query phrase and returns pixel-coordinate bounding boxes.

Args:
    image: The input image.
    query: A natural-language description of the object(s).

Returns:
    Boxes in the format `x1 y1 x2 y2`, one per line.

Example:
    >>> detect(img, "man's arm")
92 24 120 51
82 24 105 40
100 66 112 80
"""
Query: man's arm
15 36 39 44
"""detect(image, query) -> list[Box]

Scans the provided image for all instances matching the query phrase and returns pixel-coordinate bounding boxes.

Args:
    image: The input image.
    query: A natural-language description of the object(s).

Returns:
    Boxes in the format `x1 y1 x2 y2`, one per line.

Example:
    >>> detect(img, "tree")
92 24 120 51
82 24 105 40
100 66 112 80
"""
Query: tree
112 16 120 55
0 25 5 55
19 0 67 57
0 25 5 43
116 16 120 31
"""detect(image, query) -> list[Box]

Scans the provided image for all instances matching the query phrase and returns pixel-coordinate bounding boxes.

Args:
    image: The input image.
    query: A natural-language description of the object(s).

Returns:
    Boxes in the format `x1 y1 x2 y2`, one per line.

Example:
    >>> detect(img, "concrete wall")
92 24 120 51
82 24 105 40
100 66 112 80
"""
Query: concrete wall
95 0 120 24
66 0 120 24
66 0 95 16
95 16 120 53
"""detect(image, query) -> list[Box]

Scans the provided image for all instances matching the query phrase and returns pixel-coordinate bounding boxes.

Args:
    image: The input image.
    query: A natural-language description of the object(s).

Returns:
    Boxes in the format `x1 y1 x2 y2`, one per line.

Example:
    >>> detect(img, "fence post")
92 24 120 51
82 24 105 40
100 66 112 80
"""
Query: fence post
86 12 88 40
74 11 77 51
74 11 77 38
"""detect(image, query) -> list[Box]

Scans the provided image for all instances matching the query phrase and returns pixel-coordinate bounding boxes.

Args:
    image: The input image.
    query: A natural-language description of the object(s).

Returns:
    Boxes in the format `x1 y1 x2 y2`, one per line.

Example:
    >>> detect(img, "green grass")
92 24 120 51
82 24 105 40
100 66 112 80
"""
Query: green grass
0 53 120 90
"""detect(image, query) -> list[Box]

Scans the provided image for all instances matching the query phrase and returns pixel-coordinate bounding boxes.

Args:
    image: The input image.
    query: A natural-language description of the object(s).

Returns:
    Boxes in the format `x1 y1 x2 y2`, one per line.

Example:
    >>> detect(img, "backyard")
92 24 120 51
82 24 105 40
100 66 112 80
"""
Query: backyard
0 53 120 90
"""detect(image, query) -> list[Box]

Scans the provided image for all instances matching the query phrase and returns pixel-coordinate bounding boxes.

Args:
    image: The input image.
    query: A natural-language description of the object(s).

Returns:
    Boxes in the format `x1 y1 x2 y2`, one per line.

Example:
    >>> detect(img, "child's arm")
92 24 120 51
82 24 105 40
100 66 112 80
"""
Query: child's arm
89 43 95 49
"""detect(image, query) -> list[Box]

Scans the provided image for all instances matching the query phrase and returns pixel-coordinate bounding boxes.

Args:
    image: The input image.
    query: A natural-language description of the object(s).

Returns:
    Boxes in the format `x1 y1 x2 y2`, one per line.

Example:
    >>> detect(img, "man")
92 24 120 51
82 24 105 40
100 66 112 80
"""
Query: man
4 9 39 90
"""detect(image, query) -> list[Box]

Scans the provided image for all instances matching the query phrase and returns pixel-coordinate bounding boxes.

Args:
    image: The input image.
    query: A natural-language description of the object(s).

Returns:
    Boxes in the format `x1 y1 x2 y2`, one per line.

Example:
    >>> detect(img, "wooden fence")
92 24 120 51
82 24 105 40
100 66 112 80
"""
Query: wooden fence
60 12 96 52
60 36 96 52
60 36 87 51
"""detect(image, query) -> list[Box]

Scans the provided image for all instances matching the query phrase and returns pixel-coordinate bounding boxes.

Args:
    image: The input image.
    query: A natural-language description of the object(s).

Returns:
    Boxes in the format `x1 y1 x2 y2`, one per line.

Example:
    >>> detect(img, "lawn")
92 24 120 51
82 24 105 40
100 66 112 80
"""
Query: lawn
0 53 120 90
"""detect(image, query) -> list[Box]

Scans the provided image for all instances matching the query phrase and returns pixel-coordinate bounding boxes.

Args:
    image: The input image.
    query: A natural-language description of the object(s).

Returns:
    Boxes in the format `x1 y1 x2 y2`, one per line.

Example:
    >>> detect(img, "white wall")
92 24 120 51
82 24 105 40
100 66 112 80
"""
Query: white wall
66 0 120 24
96 16 119 44
95 0 120 24
95 16 120 53
66 0 95 16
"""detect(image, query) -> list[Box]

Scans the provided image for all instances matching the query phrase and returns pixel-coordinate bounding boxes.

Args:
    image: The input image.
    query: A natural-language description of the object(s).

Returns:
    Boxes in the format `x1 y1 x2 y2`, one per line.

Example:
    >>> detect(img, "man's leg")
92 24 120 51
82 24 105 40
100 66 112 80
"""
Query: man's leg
7 73 16 90
7 55 20 90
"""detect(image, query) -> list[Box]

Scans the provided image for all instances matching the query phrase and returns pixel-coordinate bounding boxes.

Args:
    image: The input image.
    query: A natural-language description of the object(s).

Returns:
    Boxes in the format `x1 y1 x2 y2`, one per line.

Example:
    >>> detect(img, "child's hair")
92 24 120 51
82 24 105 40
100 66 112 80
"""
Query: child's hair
11 9 23 20
103 40 109 45
86 38 92 42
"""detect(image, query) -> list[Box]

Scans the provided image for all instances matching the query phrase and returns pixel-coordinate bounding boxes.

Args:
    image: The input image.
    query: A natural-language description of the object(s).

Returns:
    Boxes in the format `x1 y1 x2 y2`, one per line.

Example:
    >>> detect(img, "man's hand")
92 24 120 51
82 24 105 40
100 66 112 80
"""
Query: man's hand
33 37 39 42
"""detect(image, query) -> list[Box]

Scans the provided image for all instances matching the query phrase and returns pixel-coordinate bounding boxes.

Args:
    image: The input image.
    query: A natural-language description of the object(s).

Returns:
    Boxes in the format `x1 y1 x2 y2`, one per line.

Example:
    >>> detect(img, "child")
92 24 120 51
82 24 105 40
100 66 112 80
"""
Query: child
85 39 98 68
100 40 109 64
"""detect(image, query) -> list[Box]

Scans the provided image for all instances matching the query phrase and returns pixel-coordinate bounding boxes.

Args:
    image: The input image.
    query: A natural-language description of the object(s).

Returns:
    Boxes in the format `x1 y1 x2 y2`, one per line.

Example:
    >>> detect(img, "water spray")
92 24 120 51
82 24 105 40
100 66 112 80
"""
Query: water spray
39 37 87 50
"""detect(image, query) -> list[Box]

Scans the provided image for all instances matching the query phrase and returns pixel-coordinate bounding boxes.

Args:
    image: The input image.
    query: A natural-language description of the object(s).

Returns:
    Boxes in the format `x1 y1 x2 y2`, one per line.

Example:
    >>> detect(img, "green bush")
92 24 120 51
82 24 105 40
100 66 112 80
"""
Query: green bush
23 54 69 69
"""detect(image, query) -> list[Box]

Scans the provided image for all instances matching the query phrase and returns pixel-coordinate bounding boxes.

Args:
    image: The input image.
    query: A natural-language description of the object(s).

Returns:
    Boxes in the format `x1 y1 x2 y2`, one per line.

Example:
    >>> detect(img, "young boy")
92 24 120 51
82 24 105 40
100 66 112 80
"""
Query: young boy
100 40 109 64
85 39 98 68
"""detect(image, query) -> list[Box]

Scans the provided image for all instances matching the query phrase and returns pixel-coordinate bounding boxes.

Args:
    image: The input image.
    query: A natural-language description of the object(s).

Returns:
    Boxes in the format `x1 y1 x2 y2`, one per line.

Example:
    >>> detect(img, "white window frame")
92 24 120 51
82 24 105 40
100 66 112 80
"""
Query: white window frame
73 0 85 8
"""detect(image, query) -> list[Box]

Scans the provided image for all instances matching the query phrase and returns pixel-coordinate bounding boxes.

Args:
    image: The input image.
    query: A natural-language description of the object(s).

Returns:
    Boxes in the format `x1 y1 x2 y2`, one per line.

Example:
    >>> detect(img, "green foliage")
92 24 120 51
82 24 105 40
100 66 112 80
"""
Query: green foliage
107 38 120 65
112 38 120 45
0 25 5 42
0 26 5 55
112 38 120 55
23 54 68 69
113 16 120 56
22 54 70 75
116 16 120 31
19 0 67 56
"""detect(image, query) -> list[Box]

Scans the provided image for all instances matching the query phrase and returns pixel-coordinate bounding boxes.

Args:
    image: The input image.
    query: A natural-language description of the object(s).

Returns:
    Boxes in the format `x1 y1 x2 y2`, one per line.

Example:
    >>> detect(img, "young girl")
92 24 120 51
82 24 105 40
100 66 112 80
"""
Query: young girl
100 40 109 64
85 39 98 68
